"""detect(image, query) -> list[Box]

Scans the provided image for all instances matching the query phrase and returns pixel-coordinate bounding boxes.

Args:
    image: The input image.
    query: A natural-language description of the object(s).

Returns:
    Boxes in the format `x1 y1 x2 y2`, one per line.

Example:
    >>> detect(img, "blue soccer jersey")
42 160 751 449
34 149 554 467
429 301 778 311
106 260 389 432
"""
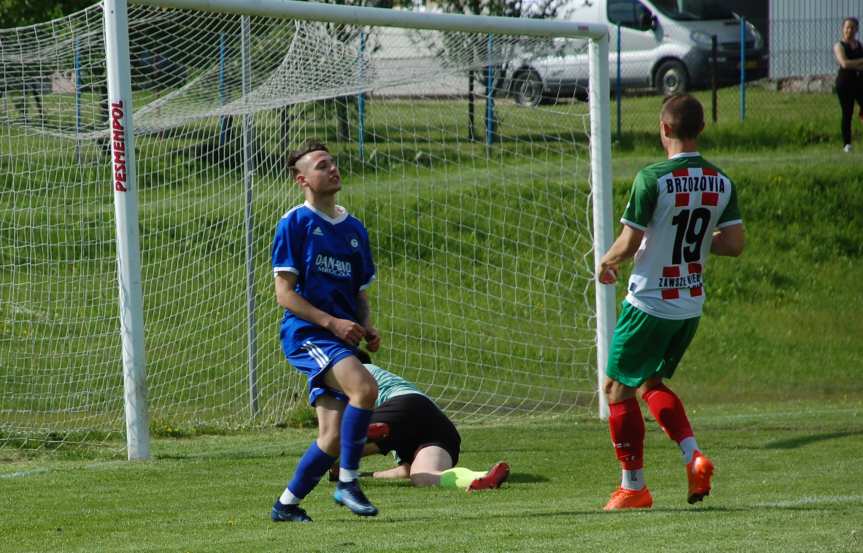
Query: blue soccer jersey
271 201 376 354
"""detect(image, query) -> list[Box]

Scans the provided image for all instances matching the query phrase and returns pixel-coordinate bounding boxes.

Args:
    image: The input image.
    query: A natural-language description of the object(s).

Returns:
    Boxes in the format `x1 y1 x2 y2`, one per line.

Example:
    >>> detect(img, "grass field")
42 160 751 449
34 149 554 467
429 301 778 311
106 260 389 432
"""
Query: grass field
2 82 863 551
2 400 861 552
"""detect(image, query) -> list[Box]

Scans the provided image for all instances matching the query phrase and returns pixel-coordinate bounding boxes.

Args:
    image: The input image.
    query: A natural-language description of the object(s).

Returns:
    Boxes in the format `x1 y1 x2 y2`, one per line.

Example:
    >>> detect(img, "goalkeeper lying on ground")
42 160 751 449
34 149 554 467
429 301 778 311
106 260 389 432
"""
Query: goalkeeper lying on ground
331 350 510 491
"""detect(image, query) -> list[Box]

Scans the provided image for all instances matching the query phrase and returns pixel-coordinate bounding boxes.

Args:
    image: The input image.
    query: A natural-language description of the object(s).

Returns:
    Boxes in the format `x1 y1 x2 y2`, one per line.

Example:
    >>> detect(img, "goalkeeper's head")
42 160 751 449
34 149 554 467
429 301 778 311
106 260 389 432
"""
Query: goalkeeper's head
660 94 705 142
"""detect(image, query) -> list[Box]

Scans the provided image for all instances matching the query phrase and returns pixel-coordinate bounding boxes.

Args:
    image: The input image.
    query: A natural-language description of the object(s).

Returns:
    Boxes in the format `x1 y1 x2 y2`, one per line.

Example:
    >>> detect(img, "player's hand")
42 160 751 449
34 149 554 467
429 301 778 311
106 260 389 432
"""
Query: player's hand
364 326 381 353
329 318 366 346
597 263 618 285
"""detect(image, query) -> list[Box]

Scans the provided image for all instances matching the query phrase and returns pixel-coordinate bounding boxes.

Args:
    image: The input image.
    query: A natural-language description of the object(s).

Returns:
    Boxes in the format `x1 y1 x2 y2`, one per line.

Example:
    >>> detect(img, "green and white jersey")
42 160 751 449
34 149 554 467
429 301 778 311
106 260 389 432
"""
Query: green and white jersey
621 152 742 320
364 363 427 407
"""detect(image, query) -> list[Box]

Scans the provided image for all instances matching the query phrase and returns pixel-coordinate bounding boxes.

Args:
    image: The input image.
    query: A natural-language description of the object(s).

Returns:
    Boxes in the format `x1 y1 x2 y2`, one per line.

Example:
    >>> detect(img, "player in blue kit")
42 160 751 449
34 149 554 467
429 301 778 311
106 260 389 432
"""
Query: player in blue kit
270 140 381 523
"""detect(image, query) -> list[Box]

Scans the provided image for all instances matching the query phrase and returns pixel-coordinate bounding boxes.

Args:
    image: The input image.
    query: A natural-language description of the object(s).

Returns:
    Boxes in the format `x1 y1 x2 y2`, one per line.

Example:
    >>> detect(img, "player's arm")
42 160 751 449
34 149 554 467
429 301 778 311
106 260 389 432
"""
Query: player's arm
710 223 745 257
356 290 381 352
372 464 411 480
598 224 644 284
274 271 365 346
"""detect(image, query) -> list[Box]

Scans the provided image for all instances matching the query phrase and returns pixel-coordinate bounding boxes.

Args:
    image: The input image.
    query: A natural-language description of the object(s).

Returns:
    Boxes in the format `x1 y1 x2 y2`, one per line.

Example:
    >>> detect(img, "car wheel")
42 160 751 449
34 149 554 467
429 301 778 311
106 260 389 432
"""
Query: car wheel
513 69 544 107
655 60 689 96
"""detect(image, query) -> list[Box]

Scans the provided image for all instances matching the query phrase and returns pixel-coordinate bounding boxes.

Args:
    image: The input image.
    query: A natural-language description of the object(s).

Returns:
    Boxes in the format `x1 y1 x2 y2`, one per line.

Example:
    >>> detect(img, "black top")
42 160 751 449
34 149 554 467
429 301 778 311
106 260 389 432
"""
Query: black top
838 40 863 80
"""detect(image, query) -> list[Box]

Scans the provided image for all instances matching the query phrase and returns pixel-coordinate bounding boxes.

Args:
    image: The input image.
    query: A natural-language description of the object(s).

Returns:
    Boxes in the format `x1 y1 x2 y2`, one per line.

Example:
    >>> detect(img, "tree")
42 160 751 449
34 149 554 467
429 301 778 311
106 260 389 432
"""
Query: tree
0 1 94 29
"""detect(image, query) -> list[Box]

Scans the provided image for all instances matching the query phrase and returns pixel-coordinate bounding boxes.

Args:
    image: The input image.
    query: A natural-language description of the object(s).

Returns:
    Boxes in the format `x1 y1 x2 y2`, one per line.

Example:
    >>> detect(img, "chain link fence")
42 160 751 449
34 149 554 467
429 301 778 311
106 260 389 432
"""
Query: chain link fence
605 9 860 151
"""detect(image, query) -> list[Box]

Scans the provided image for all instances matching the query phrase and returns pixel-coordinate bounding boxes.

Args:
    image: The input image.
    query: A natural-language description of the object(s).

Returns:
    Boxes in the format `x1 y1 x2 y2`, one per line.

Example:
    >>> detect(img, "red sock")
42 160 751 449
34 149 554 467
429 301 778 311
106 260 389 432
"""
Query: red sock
642 384 693 444
608 398 644 470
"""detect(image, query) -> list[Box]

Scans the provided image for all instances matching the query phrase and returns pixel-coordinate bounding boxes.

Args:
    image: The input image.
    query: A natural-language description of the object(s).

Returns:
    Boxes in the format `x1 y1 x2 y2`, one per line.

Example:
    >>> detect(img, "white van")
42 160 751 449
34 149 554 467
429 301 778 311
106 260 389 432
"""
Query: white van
507 0 767 105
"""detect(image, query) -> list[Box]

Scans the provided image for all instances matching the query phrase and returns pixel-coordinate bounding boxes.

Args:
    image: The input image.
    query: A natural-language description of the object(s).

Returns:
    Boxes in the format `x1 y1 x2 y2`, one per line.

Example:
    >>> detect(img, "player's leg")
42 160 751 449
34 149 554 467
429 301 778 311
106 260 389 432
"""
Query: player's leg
272 395 344 522
323 355 378 479
640 317 714 504
410 399 508 491
641 377 696 461
603 377 652 510
837 80 855 149
856 83 863 124
408 445 454 486
602 301 675 510
322 355 379 516
639 317 699 460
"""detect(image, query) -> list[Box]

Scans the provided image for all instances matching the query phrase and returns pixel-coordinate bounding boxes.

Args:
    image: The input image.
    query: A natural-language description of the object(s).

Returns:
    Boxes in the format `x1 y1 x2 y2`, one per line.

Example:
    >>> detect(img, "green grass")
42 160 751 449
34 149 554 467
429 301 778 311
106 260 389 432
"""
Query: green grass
2 87 863 551
2 400 861 552
2 92 863 440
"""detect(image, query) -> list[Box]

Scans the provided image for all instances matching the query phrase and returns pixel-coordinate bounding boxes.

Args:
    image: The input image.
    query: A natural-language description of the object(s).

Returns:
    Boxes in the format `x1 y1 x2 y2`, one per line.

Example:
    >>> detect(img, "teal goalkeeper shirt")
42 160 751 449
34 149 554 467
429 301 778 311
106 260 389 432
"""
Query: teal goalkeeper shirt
363 364 427 407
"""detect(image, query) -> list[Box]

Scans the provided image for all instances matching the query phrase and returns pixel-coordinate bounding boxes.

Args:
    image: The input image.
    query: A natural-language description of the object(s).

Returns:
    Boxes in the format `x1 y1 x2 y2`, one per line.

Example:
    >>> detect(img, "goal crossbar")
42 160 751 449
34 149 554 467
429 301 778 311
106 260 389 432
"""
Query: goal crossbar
129 0 609 39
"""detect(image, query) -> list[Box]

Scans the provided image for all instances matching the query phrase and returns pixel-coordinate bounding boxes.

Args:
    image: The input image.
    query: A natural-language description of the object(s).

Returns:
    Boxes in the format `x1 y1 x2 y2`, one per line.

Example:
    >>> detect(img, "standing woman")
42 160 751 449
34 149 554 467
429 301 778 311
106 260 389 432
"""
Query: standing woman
833 17 863 152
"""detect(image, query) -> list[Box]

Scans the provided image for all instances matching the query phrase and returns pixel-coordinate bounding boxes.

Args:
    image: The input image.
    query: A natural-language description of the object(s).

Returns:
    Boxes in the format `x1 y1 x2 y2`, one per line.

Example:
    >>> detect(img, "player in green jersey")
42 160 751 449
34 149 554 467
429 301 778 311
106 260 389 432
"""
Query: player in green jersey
597 95 745 511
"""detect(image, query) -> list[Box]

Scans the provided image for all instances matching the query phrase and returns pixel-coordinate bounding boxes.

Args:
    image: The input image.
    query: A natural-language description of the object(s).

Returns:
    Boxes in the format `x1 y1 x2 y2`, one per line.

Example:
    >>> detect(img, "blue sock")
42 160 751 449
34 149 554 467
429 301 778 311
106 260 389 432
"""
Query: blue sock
286 441 336 499
340 404 372 471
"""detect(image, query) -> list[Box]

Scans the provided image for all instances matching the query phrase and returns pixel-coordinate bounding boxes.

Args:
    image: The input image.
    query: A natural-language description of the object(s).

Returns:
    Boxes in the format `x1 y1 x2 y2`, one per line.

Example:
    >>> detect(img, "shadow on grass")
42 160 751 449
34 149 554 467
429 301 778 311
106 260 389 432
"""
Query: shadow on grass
507 472 549 484
361 500 861 526
764 430 863 450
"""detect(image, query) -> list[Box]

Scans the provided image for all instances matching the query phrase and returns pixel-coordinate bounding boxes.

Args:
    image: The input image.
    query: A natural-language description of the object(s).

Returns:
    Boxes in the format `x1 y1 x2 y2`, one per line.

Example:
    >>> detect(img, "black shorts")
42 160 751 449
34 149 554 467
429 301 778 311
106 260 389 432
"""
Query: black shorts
369 393 461 466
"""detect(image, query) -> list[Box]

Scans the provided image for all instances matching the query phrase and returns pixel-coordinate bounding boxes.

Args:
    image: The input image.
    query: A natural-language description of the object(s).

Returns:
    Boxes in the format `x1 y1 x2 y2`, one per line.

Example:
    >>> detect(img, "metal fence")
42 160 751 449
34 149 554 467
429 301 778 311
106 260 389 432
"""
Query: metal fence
606 12 860 150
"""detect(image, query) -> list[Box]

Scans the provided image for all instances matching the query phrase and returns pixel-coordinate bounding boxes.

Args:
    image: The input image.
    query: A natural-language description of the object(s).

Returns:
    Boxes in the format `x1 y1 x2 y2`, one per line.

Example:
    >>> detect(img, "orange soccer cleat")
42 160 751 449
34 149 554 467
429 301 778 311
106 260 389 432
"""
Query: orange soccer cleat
603 487 653 511
686 451 715 504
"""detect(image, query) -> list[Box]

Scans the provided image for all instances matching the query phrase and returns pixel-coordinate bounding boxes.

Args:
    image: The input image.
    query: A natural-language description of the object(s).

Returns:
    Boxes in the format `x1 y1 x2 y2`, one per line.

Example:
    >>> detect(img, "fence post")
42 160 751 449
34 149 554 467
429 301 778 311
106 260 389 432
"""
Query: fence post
711 35 718 123
468 70 476 141
615 23 621 143
358 30 366 161
739 17 746 122
218 32 229 146
74 36 82 164
486 33 496 147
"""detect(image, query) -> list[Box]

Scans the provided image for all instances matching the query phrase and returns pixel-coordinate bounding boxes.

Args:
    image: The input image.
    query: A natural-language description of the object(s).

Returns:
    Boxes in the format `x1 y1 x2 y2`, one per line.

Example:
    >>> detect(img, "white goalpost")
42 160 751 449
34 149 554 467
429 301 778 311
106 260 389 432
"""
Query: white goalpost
0 0 613 459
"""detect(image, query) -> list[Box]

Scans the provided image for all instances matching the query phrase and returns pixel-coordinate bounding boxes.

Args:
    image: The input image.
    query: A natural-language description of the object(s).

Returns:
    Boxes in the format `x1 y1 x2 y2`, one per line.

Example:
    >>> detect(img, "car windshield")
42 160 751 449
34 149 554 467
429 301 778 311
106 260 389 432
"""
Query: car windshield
650 0 735 21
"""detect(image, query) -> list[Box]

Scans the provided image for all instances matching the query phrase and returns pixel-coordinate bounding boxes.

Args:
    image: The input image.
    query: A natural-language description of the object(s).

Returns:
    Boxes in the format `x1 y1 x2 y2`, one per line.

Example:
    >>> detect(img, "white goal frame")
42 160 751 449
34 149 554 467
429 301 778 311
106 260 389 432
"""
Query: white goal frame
103 0 615 460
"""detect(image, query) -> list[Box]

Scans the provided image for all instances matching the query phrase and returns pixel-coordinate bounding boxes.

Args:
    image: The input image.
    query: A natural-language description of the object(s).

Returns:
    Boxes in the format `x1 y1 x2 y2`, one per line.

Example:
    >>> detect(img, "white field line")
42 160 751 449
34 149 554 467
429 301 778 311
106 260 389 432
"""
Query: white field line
0 437 313 479
0 468 50 479
754 495 863 508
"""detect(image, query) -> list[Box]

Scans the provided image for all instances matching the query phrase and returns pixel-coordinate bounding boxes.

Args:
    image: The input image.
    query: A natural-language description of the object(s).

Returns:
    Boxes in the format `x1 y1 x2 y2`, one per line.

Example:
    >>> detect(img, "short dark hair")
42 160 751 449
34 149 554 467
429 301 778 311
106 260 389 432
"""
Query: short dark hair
661 94 704 140
843 17 859 30
288 139 329 178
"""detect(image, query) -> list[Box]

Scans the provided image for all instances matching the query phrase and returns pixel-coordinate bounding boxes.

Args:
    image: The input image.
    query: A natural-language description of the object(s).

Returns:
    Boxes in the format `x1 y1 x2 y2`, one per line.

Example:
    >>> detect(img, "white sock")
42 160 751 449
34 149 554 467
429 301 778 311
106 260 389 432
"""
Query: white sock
621 469 645 491
339 468 359 483
679 436 699 464
279 489 300 505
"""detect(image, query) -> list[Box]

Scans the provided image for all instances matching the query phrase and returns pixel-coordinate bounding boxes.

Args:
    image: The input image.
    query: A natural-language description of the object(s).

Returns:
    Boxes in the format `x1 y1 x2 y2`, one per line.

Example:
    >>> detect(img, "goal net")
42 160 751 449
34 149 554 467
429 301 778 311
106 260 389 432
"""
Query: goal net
0 0 612 454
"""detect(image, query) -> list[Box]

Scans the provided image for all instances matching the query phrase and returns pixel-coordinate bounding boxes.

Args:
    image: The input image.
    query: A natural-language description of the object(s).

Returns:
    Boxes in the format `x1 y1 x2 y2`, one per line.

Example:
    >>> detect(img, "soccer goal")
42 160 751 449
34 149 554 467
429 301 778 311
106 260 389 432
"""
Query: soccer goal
0 0 614 459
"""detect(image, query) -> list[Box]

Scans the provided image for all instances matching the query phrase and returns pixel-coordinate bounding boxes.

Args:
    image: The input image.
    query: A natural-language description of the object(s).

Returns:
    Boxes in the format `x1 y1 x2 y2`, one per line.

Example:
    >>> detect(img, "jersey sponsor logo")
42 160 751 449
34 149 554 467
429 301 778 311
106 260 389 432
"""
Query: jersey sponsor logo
312 226 324 236
110 100 127 192
658 264 703 299
658 273 703 289
315 254 352 279
350 238 359 248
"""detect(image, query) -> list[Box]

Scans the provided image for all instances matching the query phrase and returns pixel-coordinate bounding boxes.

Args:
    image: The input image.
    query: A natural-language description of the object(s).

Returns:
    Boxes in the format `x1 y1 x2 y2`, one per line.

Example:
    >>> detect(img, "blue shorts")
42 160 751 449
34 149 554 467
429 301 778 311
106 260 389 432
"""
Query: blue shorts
284 332 357 406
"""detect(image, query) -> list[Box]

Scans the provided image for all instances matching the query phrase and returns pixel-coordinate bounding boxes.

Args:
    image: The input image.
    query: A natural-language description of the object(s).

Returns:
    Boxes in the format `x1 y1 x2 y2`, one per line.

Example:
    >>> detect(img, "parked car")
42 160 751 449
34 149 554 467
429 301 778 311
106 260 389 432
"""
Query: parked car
506 0 768 105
